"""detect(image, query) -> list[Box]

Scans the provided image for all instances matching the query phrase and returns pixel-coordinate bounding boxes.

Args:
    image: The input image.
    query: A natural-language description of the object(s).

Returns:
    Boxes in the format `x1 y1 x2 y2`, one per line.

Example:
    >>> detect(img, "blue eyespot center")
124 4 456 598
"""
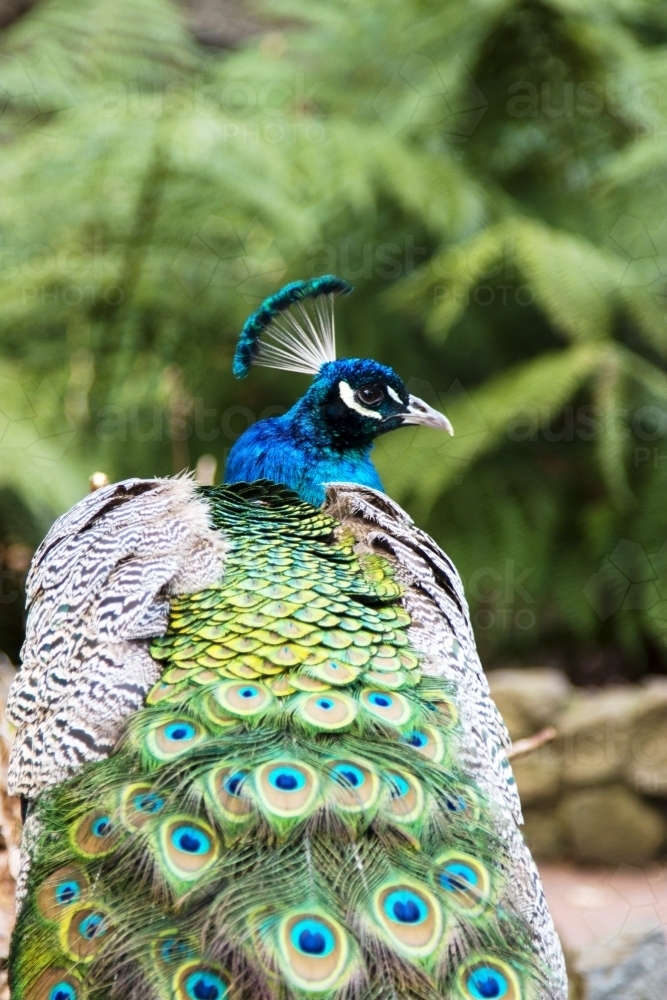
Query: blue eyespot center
404 731 427 748
49 984 76 1000
224 772 246 796
79 913 106 940
387 773 409 798
160 937 193 962
369 693 392 708
384 889 428 925
92 816 112 837
184 971 227 1000
446 795 466 812
440 862 479 892
135 793 164 814
164 722 196 742
299 929 326 954
239 687 257 699
269 767 306 792
55 880 80 905
332 763 364 788
172 826 211 855
466 967 508 999
316 698 334 710
290 918 335 958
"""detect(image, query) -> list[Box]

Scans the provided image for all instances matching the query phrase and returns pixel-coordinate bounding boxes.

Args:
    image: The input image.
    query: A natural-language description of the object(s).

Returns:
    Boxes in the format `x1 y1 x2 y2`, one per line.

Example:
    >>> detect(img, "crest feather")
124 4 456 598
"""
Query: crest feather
233 276 353 379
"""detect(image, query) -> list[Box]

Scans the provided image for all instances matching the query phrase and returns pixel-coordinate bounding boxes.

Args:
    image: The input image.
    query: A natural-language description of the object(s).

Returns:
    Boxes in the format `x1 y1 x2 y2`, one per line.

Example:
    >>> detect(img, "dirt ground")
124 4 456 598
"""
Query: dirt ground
541 861 667 951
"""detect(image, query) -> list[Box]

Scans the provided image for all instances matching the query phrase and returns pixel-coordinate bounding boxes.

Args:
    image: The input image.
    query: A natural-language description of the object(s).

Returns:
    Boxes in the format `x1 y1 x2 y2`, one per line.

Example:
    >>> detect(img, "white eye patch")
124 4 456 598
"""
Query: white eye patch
387 386 403 404
338 380 383 419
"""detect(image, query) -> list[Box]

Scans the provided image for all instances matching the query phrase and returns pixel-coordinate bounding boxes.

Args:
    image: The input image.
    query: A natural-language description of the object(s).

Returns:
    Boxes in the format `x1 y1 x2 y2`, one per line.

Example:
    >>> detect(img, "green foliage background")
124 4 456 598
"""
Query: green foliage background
1 0 667 681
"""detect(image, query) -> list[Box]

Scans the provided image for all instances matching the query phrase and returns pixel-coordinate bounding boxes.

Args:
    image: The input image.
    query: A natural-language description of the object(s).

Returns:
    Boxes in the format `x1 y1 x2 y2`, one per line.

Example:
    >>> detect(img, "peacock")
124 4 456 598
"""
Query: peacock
6 276 567 1000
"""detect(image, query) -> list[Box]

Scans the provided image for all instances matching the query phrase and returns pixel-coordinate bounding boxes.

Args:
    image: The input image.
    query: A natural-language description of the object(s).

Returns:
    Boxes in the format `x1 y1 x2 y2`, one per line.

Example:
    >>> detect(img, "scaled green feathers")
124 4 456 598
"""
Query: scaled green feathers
11 482 547 1000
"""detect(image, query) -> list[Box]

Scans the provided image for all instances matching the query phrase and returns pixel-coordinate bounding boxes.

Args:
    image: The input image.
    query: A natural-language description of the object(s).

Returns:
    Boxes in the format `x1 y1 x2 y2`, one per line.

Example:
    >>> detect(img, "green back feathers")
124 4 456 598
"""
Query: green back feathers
11 482 547 1000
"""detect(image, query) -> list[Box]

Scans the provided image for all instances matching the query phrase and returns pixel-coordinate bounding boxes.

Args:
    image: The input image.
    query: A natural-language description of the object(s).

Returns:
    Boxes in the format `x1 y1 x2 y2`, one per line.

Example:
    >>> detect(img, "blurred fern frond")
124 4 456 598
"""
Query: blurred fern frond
1 0 667 679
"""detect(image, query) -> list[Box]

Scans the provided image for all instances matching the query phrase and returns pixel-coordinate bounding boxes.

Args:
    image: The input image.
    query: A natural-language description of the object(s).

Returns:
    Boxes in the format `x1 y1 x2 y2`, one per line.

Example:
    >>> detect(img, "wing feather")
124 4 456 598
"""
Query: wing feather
7 477 227 799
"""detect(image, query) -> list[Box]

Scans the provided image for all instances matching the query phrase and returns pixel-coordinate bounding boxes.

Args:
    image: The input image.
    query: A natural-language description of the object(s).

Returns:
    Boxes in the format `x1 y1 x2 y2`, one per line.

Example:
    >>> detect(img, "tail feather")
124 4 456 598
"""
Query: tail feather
11 482 556 1000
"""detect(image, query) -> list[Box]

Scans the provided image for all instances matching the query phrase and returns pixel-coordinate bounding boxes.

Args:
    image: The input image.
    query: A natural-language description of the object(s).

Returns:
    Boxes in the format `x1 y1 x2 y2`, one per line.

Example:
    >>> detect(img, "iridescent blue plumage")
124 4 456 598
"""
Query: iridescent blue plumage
225 358 407 504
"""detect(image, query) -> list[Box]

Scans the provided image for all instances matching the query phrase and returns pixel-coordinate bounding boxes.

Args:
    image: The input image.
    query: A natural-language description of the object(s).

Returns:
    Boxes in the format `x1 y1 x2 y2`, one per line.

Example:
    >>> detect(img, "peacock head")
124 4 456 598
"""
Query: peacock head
225 276 452 502
231 275 452 448
294 356 452 450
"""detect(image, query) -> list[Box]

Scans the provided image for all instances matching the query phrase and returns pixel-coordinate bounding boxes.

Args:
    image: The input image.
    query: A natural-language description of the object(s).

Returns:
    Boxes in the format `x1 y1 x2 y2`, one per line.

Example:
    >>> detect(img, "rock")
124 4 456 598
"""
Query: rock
558 784 667 865
522 808 567 861
574 927 667 1000
512 742 562 805
487 668 571 740
556 687 646 787
624 677 667 797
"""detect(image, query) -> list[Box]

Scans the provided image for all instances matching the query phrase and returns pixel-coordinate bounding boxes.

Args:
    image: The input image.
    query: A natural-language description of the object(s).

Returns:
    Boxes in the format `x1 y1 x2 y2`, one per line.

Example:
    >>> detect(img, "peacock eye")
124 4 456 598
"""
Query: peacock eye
355 385 384 407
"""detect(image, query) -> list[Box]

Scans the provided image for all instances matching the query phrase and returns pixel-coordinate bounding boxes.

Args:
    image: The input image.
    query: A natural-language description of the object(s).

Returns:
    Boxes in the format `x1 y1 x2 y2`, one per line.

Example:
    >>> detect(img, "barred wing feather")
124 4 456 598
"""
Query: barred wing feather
6 477 227 799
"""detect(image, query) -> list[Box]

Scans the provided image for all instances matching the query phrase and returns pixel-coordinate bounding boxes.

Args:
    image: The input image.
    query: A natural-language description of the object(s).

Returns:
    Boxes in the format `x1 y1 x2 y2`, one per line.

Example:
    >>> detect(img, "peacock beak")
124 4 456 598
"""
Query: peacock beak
400 394 454 435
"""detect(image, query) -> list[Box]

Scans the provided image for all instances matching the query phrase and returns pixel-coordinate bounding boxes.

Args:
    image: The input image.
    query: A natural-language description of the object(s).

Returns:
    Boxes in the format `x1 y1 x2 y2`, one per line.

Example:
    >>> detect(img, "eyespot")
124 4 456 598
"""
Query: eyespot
224 772 246 795
255 760 319 820
373 882 442 956
72 810 119 857
434 852 492 917
268 766 306 792
167 722 195 740
296 691 357 730
213 680 274 718
48 984 77 1000
148 718 205 760
404 731 427 748
134 792 164 814
361 688 412 726
62 906 113 960
209 766 254 825
37 865 89 921
458 958 521 1000
173 963 230 1000
160 937 195 963
171 825 212 855
328 758 380 813
291 918 336 957
370 692 391 707
160 817 219 880
381 770 424 823
92 816 112 837
184 970 227 1000
55 880 81 906
355 385 384 407
384 889 428 925
332 764 365 788
399 726 444 762
278 911 352 991
27 971 81 1000
78 912 107 940
441 862 478 892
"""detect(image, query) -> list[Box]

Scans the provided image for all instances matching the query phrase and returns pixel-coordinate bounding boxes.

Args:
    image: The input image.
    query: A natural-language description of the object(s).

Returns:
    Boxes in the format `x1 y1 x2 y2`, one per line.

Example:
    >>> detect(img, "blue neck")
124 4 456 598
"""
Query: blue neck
223 401 383 505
